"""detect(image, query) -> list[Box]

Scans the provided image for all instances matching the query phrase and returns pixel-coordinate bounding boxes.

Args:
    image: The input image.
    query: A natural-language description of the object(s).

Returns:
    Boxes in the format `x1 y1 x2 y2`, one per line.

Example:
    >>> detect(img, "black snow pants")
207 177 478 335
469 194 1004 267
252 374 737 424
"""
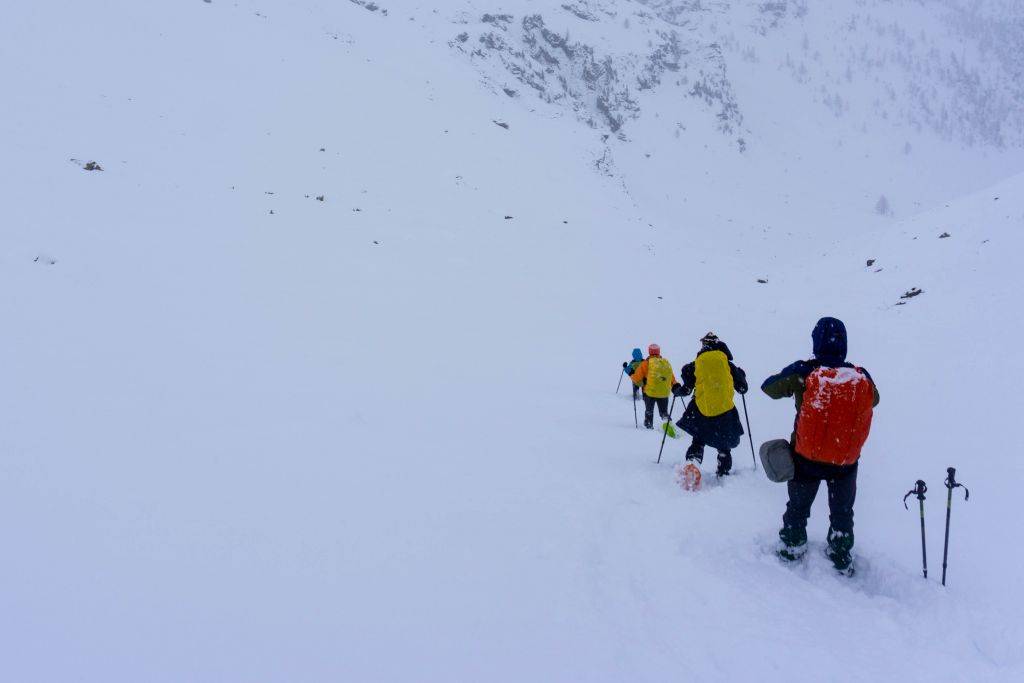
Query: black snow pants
782 454 858 535
642 395 669 426
686 439 732 474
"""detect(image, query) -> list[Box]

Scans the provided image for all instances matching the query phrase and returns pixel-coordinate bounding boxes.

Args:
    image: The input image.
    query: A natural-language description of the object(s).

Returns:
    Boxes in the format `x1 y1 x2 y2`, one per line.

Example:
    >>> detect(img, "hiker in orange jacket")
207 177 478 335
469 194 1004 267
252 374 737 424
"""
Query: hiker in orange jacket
630 344 681 429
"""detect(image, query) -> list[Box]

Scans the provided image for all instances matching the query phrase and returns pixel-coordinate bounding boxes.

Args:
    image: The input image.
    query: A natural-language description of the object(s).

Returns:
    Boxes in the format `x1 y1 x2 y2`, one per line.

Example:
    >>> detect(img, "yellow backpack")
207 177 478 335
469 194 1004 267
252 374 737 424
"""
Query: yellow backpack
645 356 674 398
695 350 735 417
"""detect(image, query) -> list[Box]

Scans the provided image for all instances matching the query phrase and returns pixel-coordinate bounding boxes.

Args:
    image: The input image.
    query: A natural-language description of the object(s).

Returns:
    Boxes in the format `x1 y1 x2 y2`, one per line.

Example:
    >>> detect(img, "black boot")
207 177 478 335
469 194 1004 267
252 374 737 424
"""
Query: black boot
826 527 855 575
685 441 704 464
716 450 733 477
777 526 807 561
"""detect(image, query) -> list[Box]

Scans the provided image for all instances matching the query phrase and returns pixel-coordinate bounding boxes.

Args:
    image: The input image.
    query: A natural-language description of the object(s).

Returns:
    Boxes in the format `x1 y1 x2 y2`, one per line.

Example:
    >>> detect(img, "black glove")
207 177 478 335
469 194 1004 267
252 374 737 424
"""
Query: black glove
737 385 748 395
672 383 685 398
622 362 628 368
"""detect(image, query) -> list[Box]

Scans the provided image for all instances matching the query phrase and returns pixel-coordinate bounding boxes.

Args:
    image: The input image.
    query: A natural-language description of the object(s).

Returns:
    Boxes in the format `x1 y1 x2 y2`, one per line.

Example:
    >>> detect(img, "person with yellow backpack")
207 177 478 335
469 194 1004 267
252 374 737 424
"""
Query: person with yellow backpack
672 333 748 477
630 344 681 430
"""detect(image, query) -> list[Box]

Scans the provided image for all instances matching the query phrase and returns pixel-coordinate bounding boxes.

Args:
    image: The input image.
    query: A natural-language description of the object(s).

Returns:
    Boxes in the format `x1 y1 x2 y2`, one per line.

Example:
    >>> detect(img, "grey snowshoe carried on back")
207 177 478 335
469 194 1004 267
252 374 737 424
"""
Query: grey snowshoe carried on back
759 439 795 482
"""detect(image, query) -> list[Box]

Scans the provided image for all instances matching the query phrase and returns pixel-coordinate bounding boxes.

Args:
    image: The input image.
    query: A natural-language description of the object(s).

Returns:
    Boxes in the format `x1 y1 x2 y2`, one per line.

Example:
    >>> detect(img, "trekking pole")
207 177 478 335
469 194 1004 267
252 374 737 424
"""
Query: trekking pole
903 480 928 579
941 467 970 586
616 368 625 394
633 391 639 429
655 395 677 464
740 393 756 470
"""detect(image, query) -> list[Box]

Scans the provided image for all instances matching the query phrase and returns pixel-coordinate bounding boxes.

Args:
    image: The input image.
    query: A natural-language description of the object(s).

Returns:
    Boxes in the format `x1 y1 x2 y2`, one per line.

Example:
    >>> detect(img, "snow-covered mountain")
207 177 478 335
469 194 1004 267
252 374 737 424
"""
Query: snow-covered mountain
452 0 1024 147
2 1 1022 680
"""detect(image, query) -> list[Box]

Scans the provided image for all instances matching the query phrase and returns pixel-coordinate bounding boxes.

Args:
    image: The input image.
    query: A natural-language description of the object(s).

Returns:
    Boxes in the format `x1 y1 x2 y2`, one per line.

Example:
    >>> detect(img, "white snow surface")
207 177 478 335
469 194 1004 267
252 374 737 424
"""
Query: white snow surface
813 366 865 385
2 1 1023 681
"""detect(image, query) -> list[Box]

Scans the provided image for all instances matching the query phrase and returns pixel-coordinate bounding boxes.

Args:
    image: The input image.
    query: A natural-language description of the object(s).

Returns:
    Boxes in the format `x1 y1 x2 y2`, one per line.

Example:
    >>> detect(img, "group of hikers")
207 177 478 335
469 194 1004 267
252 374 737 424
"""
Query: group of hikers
622 317 879 573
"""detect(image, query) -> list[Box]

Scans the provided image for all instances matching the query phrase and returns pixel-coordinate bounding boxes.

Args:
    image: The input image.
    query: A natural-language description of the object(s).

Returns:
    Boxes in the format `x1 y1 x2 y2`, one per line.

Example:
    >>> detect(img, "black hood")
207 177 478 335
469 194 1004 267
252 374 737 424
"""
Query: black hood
700 338 733 361
812 317 847 364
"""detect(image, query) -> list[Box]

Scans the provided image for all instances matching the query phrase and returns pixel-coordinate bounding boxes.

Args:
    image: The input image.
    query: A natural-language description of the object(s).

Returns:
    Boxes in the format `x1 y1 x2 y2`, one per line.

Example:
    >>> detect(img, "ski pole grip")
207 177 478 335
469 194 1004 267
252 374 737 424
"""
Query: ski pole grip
903 481 927 509
945 467 969 500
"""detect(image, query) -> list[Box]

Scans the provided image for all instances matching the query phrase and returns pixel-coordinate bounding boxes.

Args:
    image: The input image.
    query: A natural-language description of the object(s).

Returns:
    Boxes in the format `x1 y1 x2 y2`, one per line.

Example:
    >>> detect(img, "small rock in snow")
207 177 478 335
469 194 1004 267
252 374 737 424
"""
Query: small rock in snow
70 158 103 171
939 232 950 238
900 287 923 300
493 120 510 130
504 215 513 220
866 258 876 267
757 279 768 284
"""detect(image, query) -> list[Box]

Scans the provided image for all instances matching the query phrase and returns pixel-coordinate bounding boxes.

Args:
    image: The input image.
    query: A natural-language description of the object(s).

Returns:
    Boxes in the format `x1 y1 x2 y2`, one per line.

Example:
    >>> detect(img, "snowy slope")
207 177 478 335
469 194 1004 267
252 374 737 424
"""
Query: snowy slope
2 0 1023 681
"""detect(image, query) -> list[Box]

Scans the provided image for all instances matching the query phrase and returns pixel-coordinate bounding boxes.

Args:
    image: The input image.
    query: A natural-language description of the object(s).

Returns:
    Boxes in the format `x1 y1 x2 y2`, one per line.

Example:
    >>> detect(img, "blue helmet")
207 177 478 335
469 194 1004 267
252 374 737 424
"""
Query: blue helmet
632 348 643 361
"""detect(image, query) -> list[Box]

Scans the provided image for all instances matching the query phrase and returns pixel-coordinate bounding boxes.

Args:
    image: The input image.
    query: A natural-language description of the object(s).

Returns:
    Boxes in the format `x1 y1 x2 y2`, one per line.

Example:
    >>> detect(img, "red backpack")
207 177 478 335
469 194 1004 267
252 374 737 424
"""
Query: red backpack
795 366 874 466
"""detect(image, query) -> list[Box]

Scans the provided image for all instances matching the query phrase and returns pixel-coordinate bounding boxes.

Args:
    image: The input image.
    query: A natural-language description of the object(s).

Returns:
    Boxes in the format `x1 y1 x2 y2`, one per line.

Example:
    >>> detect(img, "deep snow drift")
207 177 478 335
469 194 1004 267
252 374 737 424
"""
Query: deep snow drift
2 1 1023 681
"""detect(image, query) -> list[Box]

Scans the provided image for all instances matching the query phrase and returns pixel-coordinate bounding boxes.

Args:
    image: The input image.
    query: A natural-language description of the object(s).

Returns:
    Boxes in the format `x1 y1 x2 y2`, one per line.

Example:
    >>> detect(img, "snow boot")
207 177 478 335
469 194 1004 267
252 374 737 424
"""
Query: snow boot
716 450 733 477
826 528 855 575
685 442 704 464
644 417 653 429
777 526 808 562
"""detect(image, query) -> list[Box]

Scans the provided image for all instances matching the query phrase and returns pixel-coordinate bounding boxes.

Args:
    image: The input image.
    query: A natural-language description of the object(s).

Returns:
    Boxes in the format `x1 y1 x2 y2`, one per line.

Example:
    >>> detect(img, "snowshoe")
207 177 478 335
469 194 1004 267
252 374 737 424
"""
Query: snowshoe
662 420 679 439
674 461 702 491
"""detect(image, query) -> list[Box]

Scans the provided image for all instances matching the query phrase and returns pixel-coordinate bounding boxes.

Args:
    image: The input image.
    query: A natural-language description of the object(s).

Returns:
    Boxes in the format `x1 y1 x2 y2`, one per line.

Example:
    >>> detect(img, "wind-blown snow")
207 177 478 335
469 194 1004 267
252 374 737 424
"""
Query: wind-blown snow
2 1 1022 681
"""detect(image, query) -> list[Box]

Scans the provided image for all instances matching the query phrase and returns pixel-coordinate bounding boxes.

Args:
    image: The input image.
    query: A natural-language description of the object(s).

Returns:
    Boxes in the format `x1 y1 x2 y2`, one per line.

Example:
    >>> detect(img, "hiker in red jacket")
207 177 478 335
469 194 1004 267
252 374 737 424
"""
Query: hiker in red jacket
761 317 880 573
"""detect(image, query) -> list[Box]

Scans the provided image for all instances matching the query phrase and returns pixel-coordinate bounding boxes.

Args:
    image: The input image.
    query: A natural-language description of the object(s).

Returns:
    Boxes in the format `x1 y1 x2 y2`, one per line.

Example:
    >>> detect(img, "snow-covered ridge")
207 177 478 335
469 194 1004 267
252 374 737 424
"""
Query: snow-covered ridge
451 8 744 142
447 0 1024 148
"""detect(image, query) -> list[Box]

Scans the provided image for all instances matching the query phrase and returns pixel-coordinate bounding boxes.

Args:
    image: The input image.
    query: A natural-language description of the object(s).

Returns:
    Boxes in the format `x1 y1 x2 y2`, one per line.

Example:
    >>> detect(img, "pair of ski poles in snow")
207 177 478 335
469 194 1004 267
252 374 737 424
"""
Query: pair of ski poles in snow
903 468 970 585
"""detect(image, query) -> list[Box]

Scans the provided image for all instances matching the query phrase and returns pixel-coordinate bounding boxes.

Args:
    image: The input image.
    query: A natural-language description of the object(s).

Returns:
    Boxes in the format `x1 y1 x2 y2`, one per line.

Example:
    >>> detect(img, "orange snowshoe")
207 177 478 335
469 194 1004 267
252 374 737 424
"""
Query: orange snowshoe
674 461 703 491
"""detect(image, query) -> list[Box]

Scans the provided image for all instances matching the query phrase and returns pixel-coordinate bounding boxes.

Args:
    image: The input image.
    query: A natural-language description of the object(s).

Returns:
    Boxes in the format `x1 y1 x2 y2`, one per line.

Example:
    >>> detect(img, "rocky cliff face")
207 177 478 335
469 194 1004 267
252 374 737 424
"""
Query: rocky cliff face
449 1 1024 150
451 3 744 145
